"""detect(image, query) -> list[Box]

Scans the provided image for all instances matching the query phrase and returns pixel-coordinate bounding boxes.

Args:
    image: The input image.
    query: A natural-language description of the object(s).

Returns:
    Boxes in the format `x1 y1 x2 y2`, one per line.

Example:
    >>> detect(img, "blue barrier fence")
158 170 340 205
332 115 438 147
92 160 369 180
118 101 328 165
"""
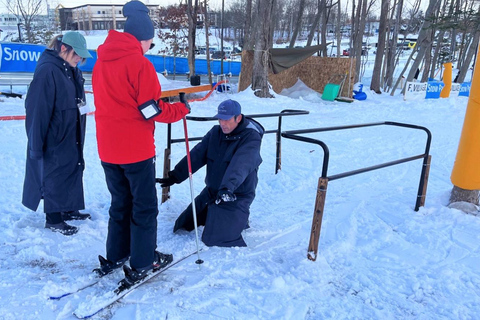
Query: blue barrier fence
0 42 242 75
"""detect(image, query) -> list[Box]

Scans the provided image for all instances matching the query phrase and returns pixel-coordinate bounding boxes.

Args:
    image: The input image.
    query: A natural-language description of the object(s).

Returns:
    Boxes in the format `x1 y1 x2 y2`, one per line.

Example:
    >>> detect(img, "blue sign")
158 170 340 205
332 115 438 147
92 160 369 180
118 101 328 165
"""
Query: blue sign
459 82 471 97
425 81 444 99
0 43 44 72
0 42 241 75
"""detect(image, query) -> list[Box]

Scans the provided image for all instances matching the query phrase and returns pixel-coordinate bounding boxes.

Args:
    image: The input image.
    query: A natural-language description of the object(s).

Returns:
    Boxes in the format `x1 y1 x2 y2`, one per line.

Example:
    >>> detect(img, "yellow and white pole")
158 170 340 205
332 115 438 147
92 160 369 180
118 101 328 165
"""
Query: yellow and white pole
450 46 480 189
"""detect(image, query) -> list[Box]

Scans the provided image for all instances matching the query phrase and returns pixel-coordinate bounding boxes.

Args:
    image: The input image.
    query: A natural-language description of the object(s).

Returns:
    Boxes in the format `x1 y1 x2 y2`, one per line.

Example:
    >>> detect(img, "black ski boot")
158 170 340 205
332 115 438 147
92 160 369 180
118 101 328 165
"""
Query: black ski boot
152 251 173 271
62 210 91 221
115 251 173 293
93 255 129 277
45 221 78 236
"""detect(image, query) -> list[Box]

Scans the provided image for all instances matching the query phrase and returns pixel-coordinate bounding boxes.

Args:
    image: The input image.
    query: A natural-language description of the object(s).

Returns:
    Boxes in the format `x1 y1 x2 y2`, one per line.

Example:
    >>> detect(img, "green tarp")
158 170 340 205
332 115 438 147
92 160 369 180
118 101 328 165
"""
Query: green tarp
269 43 330 74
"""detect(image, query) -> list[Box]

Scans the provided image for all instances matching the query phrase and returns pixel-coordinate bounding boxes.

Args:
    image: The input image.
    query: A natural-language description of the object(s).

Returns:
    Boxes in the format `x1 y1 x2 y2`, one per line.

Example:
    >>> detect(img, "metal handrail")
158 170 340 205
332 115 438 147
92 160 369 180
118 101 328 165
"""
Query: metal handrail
167 109 309 173
281 121 432 261
282 121 432 211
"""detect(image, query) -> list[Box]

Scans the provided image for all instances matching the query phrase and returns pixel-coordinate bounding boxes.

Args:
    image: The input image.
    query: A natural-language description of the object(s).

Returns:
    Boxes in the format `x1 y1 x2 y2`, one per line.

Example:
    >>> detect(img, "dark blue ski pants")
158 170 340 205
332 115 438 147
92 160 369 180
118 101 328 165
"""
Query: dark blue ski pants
101 157 158 271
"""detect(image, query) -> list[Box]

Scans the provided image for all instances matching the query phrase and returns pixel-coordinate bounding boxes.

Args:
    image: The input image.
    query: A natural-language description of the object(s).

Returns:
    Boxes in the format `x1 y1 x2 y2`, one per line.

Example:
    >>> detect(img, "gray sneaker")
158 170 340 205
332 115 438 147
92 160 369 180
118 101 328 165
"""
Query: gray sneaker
45 221 78 235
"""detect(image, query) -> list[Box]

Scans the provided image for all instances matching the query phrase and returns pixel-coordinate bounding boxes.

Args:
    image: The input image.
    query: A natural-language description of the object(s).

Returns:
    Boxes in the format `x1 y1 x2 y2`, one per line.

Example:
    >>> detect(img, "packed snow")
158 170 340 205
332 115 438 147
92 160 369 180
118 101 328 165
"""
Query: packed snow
0 34 479 319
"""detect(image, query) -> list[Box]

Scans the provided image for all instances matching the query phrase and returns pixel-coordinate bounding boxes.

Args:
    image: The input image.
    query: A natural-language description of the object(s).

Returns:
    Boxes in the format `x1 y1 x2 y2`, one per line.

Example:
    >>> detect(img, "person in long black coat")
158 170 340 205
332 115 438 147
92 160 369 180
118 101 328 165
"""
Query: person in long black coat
159 100 264 247
22 32 92 235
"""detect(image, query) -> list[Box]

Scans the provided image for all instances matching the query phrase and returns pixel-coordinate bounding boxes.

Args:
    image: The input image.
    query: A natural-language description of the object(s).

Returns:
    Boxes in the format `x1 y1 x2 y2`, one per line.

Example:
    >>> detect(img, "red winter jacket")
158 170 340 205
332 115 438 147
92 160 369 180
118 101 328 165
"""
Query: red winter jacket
93 30 188 164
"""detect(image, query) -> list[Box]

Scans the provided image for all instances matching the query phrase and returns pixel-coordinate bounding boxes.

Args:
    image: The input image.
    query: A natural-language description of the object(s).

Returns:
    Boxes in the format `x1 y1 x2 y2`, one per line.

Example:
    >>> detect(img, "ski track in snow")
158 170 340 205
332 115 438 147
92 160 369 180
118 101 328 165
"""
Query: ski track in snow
1 41 479 319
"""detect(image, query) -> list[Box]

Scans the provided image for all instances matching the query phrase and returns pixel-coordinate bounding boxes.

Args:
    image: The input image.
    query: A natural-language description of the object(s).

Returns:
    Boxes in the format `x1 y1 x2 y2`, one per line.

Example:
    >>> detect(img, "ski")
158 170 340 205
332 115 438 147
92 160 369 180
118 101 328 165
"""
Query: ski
72 250 200 319
48 263 124 300
49 279 100 300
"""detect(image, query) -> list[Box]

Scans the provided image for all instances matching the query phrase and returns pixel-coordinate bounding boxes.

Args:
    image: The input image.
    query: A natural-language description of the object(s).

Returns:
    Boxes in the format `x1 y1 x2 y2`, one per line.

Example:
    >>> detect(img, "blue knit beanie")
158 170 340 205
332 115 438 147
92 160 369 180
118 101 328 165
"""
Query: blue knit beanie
123 1 154 41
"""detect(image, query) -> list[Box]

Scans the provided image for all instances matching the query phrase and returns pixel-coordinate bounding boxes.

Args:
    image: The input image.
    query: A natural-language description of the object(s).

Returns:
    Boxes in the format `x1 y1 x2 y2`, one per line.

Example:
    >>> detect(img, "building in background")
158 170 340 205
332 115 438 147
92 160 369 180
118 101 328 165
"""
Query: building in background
0 13 21 29
57 4 159 31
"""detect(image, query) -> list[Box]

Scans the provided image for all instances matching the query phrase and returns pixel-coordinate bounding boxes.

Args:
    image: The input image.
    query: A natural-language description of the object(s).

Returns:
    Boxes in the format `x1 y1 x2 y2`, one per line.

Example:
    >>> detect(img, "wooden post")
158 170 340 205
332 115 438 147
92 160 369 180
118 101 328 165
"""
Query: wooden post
161 148 171 203
307 177 328 261
417 155 431 208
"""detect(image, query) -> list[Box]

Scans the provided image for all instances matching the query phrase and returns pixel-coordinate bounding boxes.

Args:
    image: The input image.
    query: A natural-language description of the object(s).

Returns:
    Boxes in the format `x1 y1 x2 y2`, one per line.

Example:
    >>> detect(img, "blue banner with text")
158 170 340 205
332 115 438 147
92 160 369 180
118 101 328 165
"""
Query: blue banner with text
0 42 241 75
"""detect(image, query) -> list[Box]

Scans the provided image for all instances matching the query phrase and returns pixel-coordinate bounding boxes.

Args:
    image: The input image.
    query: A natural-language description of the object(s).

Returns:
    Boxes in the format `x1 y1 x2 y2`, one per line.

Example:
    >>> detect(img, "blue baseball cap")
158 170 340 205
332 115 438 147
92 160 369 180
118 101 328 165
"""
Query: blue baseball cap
214 99 241 120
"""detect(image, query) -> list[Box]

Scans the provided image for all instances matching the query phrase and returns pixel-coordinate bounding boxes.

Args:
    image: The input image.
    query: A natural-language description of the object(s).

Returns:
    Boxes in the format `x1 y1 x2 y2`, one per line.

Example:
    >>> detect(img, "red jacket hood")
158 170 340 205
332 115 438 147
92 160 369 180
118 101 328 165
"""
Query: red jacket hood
97 30 143 62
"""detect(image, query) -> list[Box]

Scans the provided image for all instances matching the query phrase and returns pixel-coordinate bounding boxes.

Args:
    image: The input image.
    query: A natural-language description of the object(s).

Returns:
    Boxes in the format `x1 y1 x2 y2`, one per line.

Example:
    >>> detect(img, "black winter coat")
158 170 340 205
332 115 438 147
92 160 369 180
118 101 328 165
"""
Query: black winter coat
22 49 86 213
171 116 264 247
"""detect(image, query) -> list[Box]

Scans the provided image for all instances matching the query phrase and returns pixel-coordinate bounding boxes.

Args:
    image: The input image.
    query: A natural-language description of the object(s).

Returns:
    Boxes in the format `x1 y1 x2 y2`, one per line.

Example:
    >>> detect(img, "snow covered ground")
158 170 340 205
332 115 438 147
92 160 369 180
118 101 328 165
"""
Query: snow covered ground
1 38 479 319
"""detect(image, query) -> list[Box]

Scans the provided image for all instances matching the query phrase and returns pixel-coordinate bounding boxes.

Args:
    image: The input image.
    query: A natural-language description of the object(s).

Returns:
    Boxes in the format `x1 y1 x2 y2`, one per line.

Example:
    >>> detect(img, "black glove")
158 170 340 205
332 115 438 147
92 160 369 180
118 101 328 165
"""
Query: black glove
179 92 191 113
215 189 237 204
156 172 179 188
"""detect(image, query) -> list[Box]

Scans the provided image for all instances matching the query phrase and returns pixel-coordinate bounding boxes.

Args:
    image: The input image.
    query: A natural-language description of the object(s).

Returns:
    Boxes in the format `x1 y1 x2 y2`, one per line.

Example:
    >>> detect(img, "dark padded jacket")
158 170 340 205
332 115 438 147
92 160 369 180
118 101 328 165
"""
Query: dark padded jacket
171 116 264 247
22 49 86 213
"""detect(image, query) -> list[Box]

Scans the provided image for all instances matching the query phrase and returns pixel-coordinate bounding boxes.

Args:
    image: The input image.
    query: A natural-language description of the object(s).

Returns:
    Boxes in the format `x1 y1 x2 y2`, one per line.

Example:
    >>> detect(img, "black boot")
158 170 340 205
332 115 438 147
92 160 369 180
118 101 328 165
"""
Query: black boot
116 251 173 292
152 251 173 271
45 221 78 236
93 255 129 277
62 210 91 221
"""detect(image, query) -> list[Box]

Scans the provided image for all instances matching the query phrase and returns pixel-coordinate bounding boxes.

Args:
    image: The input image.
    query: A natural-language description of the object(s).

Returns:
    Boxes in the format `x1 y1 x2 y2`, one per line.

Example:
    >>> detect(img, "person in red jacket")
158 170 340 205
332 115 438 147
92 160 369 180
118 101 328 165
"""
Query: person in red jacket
92 0 189 287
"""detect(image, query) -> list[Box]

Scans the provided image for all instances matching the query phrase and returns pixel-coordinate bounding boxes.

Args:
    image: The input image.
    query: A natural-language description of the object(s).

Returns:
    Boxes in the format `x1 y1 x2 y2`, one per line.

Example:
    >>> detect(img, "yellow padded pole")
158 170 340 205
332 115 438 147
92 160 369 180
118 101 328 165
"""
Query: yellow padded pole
450 46 480 189
440 62 452 98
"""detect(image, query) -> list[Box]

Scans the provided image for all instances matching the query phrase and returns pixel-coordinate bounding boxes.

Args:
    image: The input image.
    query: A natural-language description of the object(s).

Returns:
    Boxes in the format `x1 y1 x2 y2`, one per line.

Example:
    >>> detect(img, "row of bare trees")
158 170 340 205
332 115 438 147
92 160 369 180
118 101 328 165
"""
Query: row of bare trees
4 0 479 99
174 0 477 98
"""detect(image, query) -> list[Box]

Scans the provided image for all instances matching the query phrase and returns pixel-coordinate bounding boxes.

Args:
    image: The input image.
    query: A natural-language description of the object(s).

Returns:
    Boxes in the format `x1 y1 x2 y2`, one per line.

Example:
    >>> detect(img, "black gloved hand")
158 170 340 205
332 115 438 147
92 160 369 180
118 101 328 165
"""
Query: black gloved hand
215 189 237 204
179 92 191 113
156 172 179 188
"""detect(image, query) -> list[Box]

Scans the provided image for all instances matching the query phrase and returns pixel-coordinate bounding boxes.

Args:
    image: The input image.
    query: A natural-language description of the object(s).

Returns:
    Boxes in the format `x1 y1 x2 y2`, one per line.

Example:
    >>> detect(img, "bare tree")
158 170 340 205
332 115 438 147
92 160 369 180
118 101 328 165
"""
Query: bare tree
384 0 402 89
401 0 441 92
243 0 254 50
251 0 276 98
306 0 324 47
3 0 43 42
370 0 389 93
204 0 213 85
186 0 199 77
289 0 307 48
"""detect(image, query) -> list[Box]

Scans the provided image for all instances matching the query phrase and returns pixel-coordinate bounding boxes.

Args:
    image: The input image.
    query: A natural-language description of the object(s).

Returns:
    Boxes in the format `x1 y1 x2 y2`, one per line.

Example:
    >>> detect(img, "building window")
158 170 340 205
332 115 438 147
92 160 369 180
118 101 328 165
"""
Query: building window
97 11 100 14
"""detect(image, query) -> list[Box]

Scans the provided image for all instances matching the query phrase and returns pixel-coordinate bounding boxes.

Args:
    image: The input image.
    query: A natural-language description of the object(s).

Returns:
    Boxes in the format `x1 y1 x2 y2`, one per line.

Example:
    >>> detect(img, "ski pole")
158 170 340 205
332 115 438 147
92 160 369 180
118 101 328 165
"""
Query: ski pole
179 92 204 265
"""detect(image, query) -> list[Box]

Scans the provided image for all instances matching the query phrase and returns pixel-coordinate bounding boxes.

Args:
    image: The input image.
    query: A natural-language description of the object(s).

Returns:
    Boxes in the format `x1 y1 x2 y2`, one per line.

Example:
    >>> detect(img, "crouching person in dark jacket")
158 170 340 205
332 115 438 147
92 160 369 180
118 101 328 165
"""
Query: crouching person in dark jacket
159 99 264 247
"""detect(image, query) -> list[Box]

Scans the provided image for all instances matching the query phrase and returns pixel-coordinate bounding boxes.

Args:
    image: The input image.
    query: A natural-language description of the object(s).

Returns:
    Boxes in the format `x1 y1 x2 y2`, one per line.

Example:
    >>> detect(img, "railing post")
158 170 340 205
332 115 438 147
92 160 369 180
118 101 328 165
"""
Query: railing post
307 177 328 261
161 123 173 203
415 155 431 210
275 115 283 174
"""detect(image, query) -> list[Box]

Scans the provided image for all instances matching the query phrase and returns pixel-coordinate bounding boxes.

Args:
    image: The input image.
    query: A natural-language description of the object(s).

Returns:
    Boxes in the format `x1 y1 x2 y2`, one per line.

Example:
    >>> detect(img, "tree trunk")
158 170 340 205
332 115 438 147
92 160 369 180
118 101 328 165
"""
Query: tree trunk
402 0 440 94
352 0 367 82
370 0 389 93
336 0 342 58
289 0 307 48
456 31 480 83
187 0 198 76
306 0 322 47
450 186 480 206
204 0 213 85
251 0 275 98
385 0 401 88
243 0 254 50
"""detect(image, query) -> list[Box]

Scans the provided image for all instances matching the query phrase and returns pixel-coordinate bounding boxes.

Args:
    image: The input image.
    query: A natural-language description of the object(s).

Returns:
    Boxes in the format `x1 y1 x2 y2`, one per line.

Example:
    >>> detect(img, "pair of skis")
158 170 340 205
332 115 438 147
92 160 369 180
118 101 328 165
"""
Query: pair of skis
49 251 199 319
